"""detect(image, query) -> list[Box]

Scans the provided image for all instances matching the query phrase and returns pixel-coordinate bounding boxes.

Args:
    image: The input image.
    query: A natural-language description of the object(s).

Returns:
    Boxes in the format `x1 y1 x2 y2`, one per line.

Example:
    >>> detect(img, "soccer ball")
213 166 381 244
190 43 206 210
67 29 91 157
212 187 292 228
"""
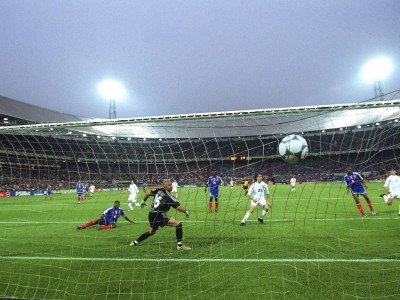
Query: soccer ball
278 134 309 164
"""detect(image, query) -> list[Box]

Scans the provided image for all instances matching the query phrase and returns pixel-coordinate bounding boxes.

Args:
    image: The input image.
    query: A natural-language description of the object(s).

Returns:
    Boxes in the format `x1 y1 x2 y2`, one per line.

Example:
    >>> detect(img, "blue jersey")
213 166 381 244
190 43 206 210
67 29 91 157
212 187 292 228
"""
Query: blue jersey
102 207 126 224
47 186 52 194
344 172 366 194
207 176 223 197
85 184 89 192
76 183 84 195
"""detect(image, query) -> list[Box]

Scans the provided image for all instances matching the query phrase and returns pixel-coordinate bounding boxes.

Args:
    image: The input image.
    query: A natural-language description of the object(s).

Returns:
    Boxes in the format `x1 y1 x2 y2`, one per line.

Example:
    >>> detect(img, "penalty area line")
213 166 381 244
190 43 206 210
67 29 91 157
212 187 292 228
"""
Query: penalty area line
0 256 398 263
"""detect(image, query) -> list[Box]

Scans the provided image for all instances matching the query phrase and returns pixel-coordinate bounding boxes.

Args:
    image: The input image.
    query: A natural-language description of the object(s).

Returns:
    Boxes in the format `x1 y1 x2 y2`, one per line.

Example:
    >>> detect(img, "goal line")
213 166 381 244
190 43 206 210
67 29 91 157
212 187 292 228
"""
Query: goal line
1 256 398 263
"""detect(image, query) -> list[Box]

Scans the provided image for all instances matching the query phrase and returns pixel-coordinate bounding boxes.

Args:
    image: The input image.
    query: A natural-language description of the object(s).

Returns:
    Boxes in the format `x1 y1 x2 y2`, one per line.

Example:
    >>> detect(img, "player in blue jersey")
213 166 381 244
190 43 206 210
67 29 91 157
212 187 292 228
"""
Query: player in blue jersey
83 183 90 200
344 167 376 217
45 185 53 200
77 200 134 230
129 179 191 251
76 180 84 204
205 173 223 212
142 182 147 193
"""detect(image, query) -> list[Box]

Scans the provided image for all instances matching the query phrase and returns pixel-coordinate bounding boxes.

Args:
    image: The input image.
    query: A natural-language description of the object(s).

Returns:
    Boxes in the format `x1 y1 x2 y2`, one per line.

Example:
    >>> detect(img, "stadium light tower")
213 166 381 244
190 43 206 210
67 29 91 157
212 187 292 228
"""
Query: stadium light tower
361 57 393 100
98 80 125 119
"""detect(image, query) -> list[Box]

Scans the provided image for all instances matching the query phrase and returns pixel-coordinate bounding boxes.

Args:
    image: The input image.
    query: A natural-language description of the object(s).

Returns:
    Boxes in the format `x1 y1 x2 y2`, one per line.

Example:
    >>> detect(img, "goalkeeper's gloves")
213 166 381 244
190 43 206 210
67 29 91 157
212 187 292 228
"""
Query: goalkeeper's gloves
140 201 146 208
185 210 190 218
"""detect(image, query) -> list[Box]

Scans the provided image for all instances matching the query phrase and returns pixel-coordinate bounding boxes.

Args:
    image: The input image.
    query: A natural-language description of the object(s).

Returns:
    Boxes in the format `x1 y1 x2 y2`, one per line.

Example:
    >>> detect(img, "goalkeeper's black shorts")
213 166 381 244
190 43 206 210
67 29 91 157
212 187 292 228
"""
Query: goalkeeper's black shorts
148 212 170 229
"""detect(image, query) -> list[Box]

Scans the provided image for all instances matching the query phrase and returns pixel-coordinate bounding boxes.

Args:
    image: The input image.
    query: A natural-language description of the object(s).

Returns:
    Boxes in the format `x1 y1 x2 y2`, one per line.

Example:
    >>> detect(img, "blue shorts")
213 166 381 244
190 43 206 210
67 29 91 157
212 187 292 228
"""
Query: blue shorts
103 216 116 225
77 192 83 197
351 186 366 194
209 188 219 198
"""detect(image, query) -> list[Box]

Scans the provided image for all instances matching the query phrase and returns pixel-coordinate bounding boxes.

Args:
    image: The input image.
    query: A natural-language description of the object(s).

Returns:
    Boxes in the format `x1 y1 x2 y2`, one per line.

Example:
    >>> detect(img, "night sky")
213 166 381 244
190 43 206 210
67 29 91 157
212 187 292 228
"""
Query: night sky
1 0 399 118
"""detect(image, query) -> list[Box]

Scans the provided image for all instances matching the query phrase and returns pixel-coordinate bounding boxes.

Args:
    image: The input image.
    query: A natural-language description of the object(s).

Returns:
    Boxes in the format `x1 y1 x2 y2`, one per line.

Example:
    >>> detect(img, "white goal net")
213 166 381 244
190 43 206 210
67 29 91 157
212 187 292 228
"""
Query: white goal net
1 97 400 299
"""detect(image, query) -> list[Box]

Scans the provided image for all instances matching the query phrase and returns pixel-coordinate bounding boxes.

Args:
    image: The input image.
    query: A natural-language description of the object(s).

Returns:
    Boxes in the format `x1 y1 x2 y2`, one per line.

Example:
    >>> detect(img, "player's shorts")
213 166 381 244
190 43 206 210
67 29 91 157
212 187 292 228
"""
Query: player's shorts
243 186 248 190
101 216 116 225
209 188 219 198
250 198 267 207
172 187 178 193
149 212 170 229
351 186 366 194
388 190 400 199
128 194 137 202
291 184 296 188
77 192 83 197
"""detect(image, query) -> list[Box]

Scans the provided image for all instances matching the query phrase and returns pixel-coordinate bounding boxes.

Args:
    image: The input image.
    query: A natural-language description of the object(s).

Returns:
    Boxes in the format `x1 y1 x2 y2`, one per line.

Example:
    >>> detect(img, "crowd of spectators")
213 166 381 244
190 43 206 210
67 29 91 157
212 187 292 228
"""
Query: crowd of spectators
1 125 400 192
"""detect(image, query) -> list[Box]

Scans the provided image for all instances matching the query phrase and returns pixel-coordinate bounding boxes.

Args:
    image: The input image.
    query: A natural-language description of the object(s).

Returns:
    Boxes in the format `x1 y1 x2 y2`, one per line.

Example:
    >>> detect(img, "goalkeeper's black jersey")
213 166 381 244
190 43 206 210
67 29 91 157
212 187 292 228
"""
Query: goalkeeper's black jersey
149 188 180 213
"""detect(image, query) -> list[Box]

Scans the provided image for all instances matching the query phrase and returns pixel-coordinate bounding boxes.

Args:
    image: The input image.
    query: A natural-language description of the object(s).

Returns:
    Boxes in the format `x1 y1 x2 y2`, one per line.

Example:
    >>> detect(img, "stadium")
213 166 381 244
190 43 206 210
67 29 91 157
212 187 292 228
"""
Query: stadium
1 93 400 299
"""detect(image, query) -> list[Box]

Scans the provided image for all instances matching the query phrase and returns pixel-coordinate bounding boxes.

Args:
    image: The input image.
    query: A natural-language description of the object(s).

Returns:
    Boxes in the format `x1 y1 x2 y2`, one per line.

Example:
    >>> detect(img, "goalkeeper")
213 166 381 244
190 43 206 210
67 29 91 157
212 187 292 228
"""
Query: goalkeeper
129 179 191 251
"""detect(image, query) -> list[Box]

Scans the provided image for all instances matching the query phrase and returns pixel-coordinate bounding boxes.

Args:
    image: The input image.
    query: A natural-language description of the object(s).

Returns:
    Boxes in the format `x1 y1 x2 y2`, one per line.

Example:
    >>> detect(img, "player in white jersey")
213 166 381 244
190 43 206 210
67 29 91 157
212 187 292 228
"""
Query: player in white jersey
229 179 234 191
380 167 400 216
89 184 95 198
127 179 140 211
290 176 297 192
171 180 179 198
240 173 272 225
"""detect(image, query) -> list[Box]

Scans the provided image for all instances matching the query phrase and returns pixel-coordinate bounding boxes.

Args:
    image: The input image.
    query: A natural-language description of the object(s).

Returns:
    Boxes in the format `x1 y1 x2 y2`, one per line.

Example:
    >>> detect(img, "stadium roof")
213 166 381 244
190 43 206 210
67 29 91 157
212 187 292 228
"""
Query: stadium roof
1 95 400 139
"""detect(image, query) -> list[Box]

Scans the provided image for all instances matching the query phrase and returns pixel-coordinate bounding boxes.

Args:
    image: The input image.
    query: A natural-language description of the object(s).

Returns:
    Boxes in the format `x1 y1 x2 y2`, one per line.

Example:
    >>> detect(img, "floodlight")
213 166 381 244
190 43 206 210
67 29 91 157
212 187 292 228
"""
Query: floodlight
98 80 125 119
362 57 393 82
98 80 125 100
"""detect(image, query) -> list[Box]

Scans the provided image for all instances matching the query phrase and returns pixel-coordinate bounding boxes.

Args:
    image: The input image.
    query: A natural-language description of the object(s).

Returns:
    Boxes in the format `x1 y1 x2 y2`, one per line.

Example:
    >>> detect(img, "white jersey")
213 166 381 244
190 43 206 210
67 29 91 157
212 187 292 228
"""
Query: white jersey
248 181 269 206
290 177 296 186
230 180 234 187
172 181 178 192
90 185 95 192
128 183 139 201
384 174 400 196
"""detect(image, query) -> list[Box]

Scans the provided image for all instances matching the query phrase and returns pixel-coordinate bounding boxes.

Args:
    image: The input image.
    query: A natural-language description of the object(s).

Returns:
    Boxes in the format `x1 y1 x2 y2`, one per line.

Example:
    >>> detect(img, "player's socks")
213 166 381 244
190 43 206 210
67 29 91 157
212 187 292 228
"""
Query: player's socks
356 203 365 215
137 232 151 243
366 199 374 211
383 195 388 203
128 203 133 211
175 223 183 241
97 225 112 230
241 211 251 223
208 202 212 212
134 203 141 207
81 220 95 229
215 202 219 211
259 210 267 219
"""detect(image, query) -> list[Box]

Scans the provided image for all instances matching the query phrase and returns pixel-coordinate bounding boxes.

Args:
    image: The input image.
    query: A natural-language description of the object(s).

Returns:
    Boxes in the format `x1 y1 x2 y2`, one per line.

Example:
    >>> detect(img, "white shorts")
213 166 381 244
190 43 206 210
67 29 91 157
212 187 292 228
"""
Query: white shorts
250 198 267 207
128 194 137 202
388 190 400 199
172 187 178 193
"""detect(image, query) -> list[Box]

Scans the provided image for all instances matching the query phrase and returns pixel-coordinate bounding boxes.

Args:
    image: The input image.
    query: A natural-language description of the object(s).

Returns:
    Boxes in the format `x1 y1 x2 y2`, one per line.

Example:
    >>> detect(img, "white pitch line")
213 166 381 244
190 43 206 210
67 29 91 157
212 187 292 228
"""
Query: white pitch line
0 256 398 263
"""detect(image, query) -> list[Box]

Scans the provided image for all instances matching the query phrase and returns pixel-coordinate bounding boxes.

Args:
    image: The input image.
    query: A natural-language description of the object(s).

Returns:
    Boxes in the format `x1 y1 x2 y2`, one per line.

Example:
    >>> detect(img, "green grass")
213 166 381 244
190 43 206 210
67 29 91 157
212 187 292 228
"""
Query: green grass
1 182 399 299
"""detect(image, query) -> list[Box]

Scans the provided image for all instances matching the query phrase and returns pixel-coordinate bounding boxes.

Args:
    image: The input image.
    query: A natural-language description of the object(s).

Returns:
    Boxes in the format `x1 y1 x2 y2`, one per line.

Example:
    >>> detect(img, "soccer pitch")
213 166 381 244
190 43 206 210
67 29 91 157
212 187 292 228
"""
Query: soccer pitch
1 182 399 300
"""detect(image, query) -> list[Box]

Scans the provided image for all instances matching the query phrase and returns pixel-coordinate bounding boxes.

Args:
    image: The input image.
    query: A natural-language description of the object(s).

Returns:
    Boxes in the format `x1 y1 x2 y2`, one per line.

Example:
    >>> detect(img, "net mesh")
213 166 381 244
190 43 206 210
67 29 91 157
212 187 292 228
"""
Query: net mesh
1 99 400 299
